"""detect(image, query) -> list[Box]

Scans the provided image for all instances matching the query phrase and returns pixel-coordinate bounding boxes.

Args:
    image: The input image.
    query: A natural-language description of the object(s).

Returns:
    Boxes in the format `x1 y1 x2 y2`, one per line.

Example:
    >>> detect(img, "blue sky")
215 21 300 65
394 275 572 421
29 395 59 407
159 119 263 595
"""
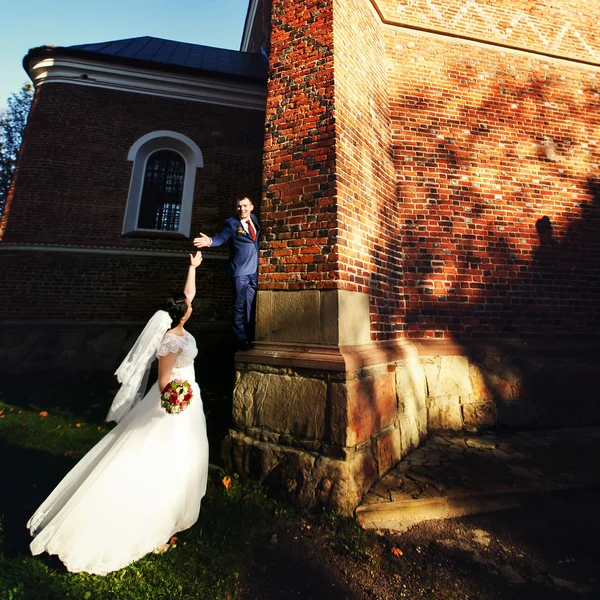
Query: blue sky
0 0 250 109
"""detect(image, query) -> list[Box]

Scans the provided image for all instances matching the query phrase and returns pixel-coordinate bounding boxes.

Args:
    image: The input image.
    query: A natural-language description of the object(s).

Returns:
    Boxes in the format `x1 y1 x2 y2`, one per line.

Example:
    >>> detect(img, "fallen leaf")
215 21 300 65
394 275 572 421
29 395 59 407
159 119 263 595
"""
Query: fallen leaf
39 411 49 418
391 547 404 557
394 574 401 579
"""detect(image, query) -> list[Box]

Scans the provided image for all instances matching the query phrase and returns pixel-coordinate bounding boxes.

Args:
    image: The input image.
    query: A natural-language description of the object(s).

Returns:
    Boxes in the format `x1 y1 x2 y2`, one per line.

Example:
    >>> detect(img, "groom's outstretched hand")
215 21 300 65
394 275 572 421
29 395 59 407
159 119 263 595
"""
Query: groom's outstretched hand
193 233 212 248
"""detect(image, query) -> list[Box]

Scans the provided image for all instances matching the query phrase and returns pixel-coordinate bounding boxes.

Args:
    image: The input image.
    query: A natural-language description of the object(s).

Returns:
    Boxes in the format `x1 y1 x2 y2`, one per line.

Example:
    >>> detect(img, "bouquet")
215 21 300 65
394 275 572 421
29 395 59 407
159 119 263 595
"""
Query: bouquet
160 380 193 414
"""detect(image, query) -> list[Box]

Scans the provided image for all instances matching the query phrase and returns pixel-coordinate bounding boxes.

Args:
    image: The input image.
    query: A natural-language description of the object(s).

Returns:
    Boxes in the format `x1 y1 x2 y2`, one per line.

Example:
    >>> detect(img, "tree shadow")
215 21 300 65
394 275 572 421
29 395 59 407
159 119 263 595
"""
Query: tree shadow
0 441 77 558
380 61 600 430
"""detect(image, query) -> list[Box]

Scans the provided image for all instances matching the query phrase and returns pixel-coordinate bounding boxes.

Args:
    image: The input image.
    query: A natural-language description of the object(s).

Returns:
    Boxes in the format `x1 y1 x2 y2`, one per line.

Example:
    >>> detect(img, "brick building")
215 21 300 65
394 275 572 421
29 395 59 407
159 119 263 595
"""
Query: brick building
0 37 267 371
2 1 600 513
226 0 600 512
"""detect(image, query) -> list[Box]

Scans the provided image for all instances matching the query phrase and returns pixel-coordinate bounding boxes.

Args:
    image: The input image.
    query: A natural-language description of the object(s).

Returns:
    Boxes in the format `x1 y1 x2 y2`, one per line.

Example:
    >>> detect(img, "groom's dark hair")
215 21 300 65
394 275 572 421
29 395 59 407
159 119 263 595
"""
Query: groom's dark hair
164 292 188 327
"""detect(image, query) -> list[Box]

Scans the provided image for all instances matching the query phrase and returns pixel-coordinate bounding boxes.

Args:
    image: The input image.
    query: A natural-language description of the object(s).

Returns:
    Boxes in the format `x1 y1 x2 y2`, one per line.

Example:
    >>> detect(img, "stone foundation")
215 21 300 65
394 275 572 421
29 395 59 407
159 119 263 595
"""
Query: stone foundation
223 339 600 514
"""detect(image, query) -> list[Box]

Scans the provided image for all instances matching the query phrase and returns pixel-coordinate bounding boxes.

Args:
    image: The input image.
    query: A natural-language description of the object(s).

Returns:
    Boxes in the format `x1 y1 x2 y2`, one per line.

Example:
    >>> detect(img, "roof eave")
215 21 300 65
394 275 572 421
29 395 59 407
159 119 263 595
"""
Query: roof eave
24 45 267 84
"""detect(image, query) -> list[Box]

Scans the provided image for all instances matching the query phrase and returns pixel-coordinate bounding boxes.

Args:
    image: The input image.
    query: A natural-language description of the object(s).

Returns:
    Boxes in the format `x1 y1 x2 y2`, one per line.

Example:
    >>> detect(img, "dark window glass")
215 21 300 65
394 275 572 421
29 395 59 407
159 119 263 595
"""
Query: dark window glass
137 150 185 231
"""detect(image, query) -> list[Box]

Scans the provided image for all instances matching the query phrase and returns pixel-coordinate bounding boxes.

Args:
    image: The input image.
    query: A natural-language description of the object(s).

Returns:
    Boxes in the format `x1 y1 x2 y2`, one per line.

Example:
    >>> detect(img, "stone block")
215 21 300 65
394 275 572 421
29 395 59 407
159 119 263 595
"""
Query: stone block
233 371 327 440
399 415 421 456
423 356 472 430
314 450 379 515
496 399 539 428
396 357 427 418
255 290 273 341
479 356 524 386
462 402 497 428
334 290 371 346
272 290 320 343
330 371 396 447
428 396 464 430
373 426 401 476
255 289 371 346
470 364 515 402
424 356 473 400
469 364 496 402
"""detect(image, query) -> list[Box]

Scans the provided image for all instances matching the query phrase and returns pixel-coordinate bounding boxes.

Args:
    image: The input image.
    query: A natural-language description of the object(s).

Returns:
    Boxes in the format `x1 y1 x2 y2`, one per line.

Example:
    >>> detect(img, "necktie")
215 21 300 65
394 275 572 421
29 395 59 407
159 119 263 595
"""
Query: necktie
247 219 256 241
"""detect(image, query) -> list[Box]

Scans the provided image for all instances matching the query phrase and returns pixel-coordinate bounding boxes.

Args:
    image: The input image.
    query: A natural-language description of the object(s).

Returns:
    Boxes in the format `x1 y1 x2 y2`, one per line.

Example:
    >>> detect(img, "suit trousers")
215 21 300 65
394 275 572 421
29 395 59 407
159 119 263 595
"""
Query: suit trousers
232 272 257 341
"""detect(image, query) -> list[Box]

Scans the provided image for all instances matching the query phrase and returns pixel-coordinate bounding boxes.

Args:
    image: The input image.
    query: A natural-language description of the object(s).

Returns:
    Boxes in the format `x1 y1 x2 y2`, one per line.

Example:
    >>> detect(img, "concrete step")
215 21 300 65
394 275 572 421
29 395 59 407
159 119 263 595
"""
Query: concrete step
355 427 600 531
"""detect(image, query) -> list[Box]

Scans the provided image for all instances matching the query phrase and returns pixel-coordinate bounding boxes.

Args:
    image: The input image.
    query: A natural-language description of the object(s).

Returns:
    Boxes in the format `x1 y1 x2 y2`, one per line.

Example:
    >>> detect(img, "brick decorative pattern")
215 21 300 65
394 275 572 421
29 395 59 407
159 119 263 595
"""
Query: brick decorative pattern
260 0 338 291
1 83 265 322
374 0 600 63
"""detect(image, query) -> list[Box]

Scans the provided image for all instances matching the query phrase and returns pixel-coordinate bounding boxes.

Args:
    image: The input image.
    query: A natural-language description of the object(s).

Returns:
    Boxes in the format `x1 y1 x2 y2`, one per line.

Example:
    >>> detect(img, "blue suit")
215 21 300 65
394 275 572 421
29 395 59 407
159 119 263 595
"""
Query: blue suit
209 215 260 342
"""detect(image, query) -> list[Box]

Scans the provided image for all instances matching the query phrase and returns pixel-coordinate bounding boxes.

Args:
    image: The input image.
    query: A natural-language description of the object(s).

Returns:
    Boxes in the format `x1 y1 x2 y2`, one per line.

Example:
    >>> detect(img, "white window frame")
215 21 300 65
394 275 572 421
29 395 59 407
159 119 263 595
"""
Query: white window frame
123 131 203 237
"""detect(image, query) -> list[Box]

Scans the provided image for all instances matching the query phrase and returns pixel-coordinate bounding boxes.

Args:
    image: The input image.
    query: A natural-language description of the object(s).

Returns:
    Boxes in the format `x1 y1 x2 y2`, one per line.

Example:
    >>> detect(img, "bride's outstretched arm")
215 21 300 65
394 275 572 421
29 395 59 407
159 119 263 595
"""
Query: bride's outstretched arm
184 251 202 302
158 351 180 391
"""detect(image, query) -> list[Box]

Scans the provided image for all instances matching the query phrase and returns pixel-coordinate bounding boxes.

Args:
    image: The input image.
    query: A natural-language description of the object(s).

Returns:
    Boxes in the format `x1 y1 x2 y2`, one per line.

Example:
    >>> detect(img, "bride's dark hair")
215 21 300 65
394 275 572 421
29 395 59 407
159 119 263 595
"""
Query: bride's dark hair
164 292 188 327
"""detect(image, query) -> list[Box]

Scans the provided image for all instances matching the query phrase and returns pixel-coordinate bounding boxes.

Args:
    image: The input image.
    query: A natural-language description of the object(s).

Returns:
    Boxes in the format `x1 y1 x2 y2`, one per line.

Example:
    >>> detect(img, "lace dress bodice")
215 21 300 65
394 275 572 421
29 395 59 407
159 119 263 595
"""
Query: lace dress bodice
156 331 198 380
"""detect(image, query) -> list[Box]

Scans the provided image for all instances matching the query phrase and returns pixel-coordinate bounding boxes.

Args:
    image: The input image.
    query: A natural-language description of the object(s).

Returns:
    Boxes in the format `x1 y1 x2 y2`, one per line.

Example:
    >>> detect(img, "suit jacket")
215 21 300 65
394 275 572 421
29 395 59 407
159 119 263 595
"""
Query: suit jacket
210 214 260 277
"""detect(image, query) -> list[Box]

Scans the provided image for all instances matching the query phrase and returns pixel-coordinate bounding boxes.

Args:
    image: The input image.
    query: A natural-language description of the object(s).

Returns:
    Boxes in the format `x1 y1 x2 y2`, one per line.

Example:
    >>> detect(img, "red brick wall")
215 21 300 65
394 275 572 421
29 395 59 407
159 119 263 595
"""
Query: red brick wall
260 0 339 291
0 82 265 323
0 250 229 321
385 26 600 339
1 84 264 248
260 0 600 341
333 0 403 339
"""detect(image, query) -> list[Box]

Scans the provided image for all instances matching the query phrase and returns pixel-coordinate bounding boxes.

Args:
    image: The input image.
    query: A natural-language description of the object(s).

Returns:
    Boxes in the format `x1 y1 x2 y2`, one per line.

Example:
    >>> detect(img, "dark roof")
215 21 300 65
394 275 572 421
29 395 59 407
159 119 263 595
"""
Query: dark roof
26 36 267 81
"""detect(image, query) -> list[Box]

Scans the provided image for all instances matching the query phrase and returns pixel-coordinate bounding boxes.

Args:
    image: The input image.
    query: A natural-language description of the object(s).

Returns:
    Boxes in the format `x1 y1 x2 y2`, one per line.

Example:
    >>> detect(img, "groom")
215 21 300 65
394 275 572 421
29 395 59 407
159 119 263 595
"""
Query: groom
193 197 260 349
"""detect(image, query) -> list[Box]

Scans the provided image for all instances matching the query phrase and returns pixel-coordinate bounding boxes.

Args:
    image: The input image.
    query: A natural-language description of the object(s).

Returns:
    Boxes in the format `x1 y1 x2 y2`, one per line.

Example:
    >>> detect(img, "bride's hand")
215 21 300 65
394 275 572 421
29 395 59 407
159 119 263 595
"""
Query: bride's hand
190 251 203 268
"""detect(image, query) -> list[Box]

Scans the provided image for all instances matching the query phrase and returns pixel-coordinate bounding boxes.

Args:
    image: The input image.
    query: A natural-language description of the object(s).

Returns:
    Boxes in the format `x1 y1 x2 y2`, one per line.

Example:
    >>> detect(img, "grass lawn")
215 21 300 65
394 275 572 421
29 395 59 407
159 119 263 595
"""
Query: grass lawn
5 369 590 599
0 370 286 600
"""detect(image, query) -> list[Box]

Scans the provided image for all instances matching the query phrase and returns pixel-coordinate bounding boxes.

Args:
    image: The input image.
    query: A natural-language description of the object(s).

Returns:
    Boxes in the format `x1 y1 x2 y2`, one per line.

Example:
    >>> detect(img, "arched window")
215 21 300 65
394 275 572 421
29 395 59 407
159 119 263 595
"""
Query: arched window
123 131 203 237
138 150 185 231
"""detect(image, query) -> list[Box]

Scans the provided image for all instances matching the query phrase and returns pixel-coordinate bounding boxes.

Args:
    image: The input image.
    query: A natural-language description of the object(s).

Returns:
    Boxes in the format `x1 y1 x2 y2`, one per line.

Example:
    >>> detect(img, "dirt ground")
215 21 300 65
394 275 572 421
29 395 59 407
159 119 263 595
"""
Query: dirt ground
237 488 599 600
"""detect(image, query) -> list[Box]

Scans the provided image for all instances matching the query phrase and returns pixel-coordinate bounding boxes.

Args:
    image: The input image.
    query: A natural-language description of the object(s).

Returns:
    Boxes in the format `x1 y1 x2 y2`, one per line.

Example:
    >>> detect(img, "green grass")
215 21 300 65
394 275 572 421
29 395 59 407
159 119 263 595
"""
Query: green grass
0 372 378 600
0 374 273 600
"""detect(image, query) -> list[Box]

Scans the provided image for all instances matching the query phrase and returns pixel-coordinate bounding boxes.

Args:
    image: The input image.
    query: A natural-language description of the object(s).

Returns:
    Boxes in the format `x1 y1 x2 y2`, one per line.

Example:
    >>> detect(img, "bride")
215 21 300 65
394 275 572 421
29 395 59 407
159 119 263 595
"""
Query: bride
27 251 209 575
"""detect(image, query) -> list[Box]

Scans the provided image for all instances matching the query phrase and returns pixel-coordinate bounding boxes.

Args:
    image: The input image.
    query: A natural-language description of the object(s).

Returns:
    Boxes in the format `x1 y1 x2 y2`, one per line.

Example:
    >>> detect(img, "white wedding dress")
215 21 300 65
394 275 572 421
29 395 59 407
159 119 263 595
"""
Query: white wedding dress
27 330 209 575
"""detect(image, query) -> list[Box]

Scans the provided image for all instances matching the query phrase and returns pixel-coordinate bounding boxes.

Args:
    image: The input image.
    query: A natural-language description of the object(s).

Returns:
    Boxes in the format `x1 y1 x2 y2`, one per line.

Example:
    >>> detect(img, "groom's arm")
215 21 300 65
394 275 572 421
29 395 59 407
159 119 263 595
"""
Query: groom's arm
193 221 233 249
205 219 236 249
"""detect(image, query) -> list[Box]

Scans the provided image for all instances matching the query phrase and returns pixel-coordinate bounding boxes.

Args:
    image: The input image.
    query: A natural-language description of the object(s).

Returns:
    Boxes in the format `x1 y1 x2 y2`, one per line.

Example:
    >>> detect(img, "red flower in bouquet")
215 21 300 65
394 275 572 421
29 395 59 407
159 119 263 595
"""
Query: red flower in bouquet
160 380 193 414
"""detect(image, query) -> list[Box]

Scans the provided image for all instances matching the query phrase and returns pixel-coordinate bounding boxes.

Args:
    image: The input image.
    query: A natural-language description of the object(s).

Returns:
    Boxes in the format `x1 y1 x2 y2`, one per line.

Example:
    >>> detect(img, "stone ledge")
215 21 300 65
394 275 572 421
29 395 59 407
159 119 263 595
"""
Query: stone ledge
357 486 598 532
235 339 417 372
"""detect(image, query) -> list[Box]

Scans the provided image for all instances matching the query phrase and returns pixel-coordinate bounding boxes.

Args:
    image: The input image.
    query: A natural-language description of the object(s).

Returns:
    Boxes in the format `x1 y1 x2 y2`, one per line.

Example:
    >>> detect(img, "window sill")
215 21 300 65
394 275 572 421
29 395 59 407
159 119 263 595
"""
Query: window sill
122 230 189 240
